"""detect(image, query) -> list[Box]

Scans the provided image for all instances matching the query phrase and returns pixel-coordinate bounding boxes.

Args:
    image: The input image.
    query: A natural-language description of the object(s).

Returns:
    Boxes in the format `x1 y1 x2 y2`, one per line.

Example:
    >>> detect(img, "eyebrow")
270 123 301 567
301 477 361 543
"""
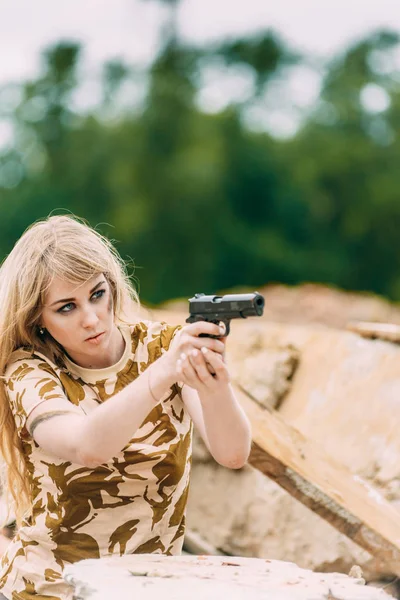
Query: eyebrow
49 281 106 307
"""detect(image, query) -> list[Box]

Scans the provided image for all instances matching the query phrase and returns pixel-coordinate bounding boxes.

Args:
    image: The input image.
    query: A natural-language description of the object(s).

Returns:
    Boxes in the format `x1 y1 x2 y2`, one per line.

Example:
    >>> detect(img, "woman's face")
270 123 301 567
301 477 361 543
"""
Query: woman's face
40 273 120 368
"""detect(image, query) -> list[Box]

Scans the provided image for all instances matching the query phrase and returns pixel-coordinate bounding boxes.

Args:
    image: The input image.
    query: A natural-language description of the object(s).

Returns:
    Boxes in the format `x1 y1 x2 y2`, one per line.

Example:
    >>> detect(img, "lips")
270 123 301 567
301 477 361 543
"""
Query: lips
86 332 104 342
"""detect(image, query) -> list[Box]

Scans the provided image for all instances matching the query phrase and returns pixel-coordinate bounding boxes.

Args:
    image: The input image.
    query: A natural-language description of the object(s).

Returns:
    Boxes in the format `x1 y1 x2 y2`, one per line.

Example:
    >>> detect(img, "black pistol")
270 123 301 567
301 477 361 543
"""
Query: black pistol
186 292 265 337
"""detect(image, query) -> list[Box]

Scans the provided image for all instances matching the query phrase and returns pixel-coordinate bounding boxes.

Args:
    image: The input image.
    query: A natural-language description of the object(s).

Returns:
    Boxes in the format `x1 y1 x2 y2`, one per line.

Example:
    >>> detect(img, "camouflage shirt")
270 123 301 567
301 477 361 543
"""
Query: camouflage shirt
0 322 192 600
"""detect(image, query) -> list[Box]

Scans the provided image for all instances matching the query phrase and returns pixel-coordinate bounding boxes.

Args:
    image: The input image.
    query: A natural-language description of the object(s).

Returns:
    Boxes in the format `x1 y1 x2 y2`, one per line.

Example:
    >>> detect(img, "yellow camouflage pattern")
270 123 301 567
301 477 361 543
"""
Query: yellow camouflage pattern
0 322 192 600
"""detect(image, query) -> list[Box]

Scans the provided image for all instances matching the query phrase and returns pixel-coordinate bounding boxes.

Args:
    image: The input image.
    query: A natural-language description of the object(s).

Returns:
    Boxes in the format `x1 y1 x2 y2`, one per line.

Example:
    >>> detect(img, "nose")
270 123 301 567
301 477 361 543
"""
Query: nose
81 305 100 330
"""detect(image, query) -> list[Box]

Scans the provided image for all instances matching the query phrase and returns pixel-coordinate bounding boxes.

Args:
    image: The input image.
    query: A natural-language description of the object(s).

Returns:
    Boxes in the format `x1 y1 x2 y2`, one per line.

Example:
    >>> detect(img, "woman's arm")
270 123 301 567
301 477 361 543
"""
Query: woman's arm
28 356 174 468
182 383 251 469
178 348 251 469
27 321 226 467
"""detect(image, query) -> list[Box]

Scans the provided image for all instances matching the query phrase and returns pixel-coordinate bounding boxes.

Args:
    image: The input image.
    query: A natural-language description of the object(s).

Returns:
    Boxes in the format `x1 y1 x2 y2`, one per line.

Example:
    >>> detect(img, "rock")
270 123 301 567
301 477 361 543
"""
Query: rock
369 580 400 599
349 566 366 584
63 554 395 600
143 308 400 581
186 463 370 573
229 328 299 410
256 284 400 329
184 320 400 581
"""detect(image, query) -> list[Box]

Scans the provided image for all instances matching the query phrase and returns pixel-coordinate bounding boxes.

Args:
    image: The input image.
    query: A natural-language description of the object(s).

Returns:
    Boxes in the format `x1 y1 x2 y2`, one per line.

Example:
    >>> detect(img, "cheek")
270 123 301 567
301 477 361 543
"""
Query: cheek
107 293 113 314
44 314 77 339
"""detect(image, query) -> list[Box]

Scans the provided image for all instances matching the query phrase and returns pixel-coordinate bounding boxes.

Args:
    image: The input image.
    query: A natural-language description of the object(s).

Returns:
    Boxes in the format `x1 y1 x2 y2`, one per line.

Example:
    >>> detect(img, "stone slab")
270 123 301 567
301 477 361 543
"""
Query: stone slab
64 554 395 600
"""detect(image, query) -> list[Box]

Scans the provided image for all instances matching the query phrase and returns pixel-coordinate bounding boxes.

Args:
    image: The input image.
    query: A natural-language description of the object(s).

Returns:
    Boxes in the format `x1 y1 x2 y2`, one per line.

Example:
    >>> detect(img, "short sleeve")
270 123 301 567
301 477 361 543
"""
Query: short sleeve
5 356 67 437
160 323 182 352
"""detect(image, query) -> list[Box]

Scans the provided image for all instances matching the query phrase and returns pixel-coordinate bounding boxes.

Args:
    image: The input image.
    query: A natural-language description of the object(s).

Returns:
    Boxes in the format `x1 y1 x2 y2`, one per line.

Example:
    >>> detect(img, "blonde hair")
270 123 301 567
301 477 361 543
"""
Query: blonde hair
0 215 139 525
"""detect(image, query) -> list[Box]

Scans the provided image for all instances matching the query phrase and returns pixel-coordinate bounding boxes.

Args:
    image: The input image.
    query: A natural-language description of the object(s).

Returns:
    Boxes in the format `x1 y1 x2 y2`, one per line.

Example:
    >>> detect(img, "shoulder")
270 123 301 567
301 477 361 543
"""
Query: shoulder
5 347 59 380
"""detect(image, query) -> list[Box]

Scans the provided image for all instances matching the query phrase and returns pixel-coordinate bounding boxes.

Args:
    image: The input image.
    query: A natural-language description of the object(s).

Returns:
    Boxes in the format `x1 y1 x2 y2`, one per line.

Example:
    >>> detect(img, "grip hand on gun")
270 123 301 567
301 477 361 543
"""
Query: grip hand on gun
167 321 228 393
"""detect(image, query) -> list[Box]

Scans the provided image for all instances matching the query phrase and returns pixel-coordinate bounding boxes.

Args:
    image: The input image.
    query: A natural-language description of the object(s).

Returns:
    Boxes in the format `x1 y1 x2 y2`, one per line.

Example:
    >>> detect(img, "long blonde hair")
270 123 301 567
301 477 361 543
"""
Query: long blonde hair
0 215 140 525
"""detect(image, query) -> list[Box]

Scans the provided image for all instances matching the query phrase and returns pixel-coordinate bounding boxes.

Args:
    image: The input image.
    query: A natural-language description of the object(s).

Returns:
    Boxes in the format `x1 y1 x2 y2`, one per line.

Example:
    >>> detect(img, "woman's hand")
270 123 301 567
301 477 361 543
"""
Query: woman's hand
176 346 230 395
161 322 227 387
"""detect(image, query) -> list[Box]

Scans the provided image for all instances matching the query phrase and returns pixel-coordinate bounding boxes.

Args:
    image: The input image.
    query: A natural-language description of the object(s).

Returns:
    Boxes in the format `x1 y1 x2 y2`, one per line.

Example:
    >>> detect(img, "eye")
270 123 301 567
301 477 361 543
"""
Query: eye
58 302 75 314
91 289 105 301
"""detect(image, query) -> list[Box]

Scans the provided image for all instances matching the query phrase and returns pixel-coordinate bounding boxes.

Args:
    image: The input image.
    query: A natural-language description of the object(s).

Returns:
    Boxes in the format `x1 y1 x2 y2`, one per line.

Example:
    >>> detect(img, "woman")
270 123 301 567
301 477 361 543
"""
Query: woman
0 215 251 600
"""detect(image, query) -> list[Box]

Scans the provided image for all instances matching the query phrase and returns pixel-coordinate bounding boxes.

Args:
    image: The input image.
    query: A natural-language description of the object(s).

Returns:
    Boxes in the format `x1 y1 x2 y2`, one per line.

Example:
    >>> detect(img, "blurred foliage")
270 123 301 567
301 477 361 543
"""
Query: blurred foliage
1 3 400 304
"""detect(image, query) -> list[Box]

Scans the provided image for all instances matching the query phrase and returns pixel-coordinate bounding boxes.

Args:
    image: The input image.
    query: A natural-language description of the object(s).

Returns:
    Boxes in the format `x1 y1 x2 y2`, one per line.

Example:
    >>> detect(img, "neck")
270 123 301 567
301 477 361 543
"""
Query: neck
66 325 126 370
100 325 126 368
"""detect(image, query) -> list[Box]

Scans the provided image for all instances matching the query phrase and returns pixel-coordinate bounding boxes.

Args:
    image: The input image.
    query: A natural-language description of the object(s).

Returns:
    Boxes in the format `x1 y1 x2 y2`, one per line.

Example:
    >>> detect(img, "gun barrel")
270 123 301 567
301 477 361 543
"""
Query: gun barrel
188 292 265 320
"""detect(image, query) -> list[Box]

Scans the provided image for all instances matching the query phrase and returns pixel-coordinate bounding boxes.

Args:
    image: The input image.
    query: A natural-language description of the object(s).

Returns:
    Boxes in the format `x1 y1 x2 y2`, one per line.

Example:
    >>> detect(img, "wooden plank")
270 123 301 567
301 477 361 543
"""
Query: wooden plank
346 321 400 343
183 529 224 556
233 384 400 576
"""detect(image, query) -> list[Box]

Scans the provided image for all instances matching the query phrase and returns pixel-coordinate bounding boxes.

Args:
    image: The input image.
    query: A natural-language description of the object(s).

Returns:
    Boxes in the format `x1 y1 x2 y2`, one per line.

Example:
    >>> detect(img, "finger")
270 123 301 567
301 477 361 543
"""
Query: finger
178 335 224 356
188 349 215 383
189 337 225 355
184 321 225 339
218 322 227 337
201 348 230 382
177 353 201 387
218 336 227 357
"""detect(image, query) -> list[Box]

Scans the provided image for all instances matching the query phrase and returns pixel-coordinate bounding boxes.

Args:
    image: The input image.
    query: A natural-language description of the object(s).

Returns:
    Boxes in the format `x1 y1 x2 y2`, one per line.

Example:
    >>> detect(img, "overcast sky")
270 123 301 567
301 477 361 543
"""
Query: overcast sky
1 0 400 86
0 0 399 145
